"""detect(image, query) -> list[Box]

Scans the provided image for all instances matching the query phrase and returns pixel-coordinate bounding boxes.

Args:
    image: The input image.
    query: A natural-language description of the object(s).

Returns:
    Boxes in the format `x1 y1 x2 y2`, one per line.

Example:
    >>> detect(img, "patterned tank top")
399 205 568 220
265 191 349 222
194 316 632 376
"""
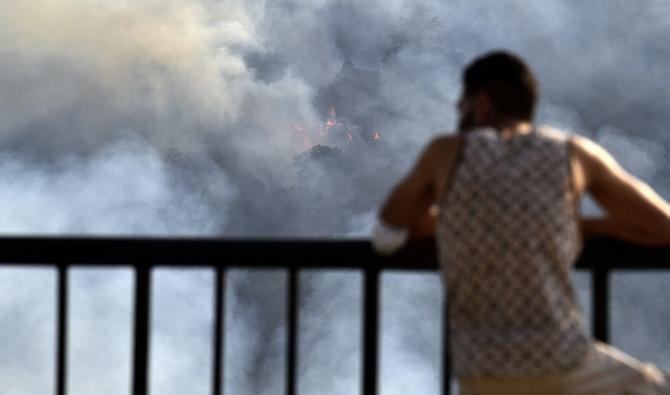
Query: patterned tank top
436 126 592 378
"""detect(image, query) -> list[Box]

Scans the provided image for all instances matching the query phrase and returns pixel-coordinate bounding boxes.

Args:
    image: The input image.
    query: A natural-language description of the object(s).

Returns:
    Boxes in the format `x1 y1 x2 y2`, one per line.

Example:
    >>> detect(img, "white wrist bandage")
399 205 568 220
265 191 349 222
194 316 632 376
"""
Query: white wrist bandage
372 218 409 255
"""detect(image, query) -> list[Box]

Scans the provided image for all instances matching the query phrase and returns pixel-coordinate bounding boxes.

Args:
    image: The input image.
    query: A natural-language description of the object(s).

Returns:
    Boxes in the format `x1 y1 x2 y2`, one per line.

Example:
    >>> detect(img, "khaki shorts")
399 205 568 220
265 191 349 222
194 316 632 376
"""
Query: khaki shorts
459 342 670 395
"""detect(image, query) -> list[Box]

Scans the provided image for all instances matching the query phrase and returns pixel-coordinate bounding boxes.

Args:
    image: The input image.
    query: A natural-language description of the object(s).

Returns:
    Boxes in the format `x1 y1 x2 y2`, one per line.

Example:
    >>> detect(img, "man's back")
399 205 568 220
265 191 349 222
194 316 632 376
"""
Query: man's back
436 127 591 378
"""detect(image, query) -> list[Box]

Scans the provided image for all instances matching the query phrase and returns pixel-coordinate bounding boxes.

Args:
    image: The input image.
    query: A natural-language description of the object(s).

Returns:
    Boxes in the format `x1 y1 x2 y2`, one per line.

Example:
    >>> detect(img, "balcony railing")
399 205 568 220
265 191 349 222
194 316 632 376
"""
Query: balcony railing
1 236 669 395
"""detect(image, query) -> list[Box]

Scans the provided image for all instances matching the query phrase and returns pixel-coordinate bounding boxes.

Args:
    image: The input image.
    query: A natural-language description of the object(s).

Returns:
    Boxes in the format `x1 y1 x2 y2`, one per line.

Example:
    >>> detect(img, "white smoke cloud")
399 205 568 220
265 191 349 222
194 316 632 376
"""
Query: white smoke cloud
0 138 234 235
68 268 133 395
0 268 56 395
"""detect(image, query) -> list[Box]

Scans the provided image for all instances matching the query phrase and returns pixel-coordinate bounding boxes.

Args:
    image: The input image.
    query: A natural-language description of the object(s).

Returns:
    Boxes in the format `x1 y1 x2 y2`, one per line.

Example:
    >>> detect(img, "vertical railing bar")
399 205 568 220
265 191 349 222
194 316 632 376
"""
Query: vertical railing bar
212 265 225 395
362 268 380 395
287 268 299 395
442 294 451 395
132 263 152 395
592 268 610 343
56 263 68 395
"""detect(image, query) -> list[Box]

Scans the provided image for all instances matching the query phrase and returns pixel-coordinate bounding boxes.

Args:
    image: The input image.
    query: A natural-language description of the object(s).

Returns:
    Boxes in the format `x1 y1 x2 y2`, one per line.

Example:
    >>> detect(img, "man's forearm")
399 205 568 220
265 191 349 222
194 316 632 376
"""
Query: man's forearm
581 217 670 246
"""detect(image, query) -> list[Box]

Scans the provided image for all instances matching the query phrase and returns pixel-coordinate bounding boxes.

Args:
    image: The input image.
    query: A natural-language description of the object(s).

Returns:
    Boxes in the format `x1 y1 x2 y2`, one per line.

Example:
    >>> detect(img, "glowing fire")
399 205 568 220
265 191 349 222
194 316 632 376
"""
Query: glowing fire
292 106 382 150
326 107 337 128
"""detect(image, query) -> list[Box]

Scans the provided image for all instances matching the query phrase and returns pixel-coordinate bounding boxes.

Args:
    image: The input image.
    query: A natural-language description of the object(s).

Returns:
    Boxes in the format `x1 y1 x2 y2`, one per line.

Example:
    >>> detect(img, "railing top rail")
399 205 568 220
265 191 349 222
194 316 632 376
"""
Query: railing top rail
0 237 668 270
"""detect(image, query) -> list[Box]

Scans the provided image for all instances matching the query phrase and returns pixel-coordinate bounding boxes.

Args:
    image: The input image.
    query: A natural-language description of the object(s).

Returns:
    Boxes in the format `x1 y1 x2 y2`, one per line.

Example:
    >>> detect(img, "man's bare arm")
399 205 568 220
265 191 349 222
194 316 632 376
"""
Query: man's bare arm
379 139 440 233
379 135 460 236
573 136 670 245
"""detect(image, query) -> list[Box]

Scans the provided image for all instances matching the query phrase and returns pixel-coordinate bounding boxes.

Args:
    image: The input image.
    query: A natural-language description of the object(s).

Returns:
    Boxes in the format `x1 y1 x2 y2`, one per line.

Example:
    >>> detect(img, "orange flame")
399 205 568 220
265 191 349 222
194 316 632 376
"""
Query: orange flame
292 106 382 151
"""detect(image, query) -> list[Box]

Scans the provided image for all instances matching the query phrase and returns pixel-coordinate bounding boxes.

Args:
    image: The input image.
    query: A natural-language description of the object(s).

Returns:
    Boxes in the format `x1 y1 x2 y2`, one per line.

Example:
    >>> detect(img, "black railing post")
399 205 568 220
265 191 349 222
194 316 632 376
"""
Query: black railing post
212 266 225 395
287 268 299 395
442 296 451 395
592 268 610 342
56 263 68 395
362 268 380 395
132 264 152 395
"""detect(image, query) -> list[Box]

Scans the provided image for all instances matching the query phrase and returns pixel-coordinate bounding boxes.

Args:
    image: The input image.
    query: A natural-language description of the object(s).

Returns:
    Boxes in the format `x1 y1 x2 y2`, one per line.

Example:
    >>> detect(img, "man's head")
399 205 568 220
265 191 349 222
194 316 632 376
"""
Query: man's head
458 51 538 131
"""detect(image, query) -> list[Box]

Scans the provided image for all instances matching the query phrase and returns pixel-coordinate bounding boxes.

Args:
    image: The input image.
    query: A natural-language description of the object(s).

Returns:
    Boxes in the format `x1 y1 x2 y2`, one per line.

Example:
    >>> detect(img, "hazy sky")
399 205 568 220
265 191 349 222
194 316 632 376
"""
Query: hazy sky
0 1 669 394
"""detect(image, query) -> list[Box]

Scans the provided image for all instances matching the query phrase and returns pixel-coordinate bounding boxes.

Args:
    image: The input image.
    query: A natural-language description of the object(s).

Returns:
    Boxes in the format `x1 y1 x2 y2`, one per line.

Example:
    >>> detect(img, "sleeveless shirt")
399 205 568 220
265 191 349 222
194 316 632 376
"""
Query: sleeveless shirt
436 126 592 378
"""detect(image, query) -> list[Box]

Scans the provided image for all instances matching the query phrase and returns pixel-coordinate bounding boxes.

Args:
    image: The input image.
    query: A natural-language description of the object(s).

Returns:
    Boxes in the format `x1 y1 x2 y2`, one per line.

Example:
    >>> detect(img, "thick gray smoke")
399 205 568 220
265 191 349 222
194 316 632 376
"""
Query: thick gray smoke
1 0 669 394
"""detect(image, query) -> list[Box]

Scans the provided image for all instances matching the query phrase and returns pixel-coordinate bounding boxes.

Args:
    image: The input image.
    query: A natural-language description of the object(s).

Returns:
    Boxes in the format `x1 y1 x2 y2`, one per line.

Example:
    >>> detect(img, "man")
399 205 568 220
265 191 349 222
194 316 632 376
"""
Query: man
375 51 670 394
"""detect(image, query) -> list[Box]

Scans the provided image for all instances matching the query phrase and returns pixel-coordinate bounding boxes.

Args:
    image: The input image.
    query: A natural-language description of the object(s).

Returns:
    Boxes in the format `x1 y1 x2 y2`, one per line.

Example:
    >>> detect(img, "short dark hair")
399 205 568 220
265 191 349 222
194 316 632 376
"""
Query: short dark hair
463 51 538 121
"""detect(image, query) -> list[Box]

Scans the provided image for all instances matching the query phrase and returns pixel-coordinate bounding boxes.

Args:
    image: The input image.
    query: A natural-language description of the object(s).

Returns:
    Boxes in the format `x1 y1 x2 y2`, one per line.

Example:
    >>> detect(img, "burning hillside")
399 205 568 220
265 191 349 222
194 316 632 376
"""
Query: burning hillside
291 60 389 152
293 106 382 150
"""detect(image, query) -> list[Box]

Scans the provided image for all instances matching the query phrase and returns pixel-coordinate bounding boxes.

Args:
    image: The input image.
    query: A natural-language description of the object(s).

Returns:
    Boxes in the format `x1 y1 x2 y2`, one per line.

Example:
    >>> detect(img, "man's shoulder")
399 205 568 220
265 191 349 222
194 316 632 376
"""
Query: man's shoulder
557 131 619 192
419 133 463 177
564 133 607 162
536 126 602 157
536 125 577 144
425 132 462 156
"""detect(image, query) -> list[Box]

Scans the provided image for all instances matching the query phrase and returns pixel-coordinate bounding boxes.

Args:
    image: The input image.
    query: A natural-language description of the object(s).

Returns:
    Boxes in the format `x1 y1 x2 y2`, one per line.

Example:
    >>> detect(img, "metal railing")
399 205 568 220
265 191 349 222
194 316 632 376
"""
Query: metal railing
1 236 669 395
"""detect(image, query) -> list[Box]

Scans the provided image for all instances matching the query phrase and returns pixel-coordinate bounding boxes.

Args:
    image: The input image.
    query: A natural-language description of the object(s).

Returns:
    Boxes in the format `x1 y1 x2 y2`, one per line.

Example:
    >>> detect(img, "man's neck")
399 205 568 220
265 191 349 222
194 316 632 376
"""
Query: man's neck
494 120 534 139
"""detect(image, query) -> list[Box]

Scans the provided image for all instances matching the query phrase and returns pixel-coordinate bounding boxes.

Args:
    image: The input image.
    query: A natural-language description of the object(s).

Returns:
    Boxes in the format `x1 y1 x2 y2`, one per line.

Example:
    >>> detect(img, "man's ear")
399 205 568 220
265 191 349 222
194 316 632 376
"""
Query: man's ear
475 92 493 115
473 92 493 120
